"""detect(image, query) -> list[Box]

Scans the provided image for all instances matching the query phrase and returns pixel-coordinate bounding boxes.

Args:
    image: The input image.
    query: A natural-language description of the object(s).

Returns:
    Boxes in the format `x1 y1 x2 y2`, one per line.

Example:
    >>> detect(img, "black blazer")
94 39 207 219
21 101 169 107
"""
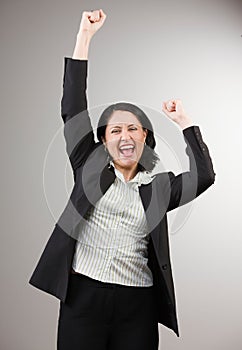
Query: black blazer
29 57 216 337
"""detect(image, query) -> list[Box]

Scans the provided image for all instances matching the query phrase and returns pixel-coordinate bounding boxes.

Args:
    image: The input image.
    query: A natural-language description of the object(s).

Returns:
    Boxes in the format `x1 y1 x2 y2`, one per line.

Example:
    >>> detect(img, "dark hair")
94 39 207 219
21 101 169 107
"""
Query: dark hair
96 102 160 172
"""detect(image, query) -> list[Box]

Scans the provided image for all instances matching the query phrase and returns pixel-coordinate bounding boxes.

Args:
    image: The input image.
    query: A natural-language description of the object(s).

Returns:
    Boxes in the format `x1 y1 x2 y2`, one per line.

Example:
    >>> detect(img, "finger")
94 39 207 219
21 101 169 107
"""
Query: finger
165 102 173 112
166 101 175 112
175 100 181 107
83 11 96 23
84 10 99 22
162 102 170 114
162 101 168 111
83 11 93 17
175 100 185 114
93 10 101 20
164 100 172 107
89 12 99 22
99 9 107 23
167 101 173 110
99 9 106 19
99 9 104 14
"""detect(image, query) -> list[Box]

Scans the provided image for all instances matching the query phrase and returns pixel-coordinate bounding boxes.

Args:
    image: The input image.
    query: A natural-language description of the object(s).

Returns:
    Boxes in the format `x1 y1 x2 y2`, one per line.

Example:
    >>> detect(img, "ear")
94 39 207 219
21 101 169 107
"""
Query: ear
101 136 105 144
143 128 148 138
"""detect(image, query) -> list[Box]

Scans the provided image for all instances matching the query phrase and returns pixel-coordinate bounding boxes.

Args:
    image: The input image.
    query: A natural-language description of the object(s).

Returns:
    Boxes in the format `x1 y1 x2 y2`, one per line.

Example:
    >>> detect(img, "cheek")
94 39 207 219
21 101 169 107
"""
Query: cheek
105 133 115 144
138 143 145 154
135 134 146 146
136 130 146 140
106 138 119 154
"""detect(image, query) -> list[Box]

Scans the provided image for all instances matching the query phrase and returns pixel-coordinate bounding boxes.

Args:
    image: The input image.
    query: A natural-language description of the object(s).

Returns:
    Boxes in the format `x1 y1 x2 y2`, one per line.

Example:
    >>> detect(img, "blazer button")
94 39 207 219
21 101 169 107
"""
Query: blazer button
162 264 168 270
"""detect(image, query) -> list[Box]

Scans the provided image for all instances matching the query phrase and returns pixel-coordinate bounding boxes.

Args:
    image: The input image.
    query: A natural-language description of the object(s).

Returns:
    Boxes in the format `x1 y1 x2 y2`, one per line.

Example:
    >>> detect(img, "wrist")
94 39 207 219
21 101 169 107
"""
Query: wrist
72 33 92 59
77 30 93 42
180 122 194 130
178 116 194 130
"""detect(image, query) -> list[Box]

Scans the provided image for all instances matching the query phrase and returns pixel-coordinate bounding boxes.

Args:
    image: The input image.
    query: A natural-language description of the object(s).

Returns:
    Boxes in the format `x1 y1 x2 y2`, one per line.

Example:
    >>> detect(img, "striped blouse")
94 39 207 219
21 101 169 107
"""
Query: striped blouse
71 160 155 286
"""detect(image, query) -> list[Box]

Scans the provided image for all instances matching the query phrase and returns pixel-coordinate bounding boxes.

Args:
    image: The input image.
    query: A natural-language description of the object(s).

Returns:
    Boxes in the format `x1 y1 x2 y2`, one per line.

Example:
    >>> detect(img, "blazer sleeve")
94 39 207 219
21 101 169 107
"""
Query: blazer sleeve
165 125 216 212
61 57 95 174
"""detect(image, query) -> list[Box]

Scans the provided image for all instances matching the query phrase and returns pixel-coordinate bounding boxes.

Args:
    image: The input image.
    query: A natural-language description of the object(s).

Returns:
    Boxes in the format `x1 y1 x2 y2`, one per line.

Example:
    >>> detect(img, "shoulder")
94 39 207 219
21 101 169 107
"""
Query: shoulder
145 171 174 190
151 171 173 181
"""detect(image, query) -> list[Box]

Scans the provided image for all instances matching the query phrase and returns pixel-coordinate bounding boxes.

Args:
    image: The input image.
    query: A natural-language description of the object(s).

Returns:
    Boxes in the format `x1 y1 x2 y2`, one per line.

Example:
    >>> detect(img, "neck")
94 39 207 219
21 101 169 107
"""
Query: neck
113 162 138 182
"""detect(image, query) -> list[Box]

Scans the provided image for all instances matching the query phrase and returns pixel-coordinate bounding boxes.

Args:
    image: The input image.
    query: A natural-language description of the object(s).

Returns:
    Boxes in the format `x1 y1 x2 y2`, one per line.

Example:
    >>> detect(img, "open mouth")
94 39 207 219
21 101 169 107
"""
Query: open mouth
119 145 135 158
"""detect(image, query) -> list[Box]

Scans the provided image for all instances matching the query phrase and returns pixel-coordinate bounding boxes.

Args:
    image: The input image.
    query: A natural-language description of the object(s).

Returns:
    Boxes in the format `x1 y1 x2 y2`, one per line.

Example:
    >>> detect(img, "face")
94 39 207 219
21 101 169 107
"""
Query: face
101 110 148 171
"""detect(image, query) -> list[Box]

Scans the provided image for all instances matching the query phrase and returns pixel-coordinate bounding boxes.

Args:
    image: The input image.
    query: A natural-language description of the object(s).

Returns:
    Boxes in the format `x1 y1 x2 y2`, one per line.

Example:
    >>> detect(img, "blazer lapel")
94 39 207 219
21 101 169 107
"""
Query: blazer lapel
100 163 116 195
139 181 167 253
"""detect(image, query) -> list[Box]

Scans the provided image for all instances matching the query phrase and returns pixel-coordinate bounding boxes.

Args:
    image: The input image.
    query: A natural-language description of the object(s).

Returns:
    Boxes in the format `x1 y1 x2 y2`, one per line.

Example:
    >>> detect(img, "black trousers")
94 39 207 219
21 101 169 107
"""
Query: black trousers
57 272 159 350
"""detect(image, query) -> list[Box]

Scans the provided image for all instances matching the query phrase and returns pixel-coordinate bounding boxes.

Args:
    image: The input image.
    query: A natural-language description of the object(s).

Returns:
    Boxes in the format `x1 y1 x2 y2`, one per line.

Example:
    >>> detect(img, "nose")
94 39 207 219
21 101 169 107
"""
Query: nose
120 128 131 140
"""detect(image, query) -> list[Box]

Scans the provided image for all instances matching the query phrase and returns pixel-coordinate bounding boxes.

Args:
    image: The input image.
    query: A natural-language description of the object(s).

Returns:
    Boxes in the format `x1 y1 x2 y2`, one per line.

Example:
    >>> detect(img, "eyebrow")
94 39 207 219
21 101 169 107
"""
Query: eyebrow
110 124 137 129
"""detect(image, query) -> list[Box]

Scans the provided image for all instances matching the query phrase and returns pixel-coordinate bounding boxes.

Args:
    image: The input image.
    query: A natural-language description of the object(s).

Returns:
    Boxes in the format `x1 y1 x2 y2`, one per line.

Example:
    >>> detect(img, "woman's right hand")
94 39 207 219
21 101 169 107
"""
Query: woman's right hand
78 9 107 38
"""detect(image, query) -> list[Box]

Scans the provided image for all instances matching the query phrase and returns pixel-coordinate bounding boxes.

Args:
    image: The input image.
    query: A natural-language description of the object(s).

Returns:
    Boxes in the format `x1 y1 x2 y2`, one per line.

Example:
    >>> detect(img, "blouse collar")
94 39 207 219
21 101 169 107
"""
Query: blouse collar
109 160 154 186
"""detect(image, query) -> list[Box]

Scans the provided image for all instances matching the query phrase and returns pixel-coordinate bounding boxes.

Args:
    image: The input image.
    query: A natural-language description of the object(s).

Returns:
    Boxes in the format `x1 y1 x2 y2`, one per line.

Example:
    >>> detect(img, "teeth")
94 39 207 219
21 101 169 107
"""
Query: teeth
119 145 134 150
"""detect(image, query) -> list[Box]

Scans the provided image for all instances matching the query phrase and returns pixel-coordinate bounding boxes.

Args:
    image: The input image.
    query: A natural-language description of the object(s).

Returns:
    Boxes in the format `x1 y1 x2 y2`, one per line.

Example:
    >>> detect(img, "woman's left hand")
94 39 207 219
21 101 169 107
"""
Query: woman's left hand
162 99 194 130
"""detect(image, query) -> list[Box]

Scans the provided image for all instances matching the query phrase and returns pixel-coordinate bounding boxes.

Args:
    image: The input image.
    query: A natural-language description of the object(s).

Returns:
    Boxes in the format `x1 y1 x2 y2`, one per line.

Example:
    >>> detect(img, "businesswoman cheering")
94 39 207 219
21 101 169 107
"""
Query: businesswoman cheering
29 9 216 350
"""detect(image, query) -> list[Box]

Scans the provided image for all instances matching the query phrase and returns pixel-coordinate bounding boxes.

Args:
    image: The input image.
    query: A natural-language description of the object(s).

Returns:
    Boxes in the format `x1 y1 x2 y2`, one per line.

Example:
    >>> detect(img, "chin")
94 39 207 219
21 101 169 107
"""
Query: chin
117 157 138 167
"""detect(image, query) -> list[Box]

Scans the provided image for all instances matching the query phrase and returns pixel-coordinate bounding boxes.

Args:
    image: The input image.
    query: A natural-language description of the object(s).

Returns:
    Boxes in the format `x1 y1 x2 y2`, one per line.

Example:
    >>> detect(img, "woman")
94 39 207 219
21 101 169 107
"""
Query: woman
29 9 216 350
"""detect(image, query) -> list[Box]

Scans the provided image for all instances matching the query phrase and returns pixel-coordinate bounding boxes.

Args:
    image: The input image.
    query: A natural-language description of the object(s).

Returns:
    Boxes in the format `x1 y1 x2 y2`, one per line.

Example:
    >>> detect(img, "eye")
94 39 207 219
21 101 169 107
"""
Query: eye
111 129 120 133
129 127 137 131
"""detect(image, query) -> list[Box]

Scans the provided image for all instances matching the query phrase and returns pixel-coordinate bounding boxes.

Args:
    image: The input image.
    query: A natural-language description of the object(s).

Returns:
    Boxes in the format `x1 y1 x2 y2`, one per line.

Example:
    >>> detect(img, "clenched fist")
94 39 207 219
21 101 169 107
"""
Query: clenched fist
162 99 193 130
78 9 107 37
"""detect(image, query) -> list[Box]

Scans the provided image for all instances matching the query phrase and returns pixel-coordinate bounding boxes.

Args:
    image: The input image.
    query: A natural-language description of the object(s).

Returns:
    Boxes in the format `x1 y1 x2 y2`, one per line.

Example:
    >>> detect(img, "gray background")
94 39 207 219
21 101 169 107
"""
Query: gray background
1 0 242 349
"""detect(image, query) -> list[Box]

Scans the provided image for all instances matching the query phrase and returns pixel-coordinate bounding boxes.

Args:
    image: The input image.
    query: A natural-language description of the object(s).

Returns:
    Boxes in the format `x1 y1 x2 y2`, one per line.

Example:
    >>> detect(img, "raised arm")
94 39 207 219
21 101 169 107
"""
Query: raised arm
61 10 107 175
72 9 106 59
162 99 216 212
